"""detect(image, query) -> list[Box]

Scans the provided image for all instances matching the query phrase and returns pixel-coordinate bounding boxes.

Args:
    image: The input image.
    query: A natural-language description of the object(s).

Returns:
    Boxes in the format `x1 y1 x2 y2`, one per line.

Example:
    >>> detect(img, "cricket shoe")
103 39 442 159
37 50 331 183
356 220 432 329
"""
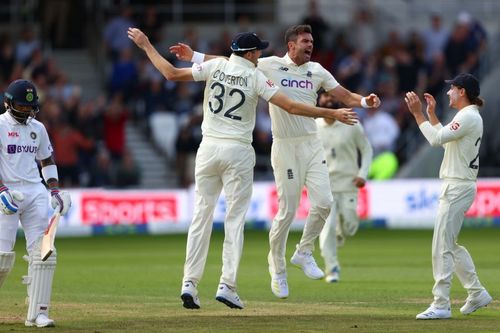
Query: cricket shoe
290 248 325 279
416 305 451 320
215 283 244 309
181 280 201 309
460 290 492 315
25 314 55 328
325 266 340 283
269 268 289 298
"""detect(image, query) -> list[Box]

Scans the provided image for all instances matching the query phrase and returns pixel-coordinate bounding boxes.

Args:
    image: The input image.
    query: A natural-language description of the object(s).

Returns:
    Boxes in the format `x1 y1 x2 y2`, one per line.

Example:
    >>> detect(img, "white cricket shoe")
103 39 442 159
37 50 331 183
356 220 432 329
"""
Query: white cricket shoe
215 283 244 309
181 280 201 309
290 249 325 279
416 305 451 320
25 314 55 327
325 266 340 283
270 270 289 298
460 290 492 315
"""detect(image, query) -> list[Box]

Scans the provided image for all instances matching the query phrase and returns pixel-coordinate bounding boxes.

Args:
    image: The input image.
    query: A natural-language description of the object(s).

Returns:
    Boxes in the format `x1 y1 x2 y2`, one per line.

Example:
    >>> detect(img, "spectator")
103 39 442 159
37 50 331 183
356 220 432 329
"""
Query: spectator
102 5 135 62
114 149 141 188
363 107 400 157
102 93 129 161
422 13 450 66
15 26 41 66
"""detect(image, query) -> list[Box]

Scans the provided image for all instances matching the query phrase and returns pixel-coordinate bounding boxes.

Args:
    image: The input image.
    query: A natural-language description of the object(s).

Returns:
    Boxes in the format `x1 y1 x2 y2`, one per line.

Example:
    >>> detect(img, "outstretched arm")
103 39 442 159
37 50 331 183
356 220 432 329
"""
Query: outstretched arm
169 43 227 63
327 85 381 109
127 28 193 81
269 91 358 125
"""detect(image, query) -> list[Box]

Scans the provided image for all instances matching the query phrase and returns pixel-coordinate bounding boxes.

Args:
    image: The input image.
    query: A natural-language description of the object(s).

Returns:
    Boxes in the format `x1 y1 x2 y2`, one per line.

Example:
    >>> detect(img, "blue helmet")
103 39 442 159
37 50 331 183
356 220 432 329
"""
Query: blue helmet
4 79 40 124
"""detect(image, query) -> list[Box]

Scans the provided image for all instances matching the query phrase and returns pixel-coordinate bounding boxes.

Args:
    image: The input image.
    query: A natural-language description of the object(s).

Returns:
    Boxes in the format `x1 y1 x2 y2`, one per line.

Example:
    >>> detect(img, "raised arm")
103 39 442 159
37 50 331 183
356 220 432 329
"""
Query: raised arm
327 85 381 109
127 28 193 81
169 43 227 63
269 91 358 125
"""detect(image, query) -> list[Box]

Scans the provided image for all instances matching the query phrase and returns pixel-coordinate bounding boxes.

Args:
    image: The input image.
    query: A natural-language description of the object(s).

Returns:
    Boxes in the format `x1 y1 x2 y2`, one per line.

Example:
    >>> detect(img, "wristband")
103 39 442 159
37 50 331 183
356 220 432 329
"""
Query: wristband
191 51 205 64
361 97 370 108
41 164 58 183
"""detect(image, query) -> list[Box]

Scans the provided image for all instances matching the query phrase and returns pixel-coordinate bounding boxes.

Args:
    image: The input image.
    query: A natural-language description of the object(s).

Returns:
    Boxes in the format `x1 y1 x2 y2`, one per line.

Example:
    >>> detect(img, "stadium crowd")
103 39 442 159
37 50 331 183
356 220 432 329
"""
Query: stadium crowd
0 4 488 188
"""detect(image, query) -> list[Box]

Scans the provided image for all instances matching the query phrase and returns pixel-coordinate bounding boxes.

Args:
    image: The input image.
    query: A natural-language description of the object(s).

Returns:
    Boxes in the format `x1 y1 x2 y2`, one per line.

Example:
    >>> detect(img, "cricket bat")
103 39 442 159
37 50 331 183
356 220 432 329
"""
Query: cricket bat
41 209 61 261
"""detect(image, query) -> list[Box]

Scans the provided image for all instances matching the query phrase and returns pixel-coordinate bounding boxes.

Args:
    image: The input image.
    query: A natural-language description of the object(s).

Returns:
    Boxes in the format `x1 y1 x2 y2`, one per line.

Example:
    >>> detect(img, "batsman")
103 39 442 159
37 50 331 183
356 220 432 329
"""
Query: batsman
0 79 71 327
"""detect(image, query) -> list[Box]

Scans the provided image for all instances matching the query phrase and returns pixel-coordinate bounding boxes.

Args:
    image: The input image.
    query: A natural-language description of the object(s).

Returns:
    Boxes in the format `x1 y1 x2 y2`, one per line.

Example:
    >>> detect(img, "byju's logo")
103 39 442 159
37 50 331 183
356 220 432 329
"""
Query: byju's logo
7 144 38 154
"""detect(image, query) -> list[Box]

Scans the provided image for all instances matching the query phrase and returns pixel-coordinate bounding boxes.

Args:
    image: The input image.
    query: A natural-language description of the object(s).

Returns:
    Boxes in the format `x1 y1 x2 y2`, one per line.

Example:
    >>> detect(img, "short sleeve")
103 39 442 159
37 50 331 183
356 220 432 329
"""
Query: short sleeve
255 69 279 101
320 66 339 92
192 58 219 82
36 125 53 160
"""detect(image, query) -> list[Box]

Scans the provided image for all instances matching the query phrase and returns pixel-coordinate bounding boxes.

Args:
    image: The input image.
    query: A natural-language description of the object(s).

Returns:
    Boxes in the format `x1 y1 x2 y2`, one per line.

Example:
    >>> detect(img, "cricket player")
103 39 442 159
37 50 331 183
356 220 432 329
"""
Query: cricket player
170 24 380 298
0 79 71 327
128 27 357 310
405 73 492 319
316 93 373 283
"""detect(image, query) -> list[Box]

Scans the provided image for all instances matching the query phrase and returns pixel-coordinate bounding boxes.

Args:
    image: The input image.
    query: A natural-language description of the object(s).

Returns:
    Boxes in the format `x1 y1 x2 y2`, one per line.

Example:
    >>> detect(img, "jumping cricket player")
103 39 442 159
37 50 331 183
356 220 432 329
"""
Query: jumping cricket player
128 27 357 310
170 24 380 299
405 73 492 320
0 79 72 327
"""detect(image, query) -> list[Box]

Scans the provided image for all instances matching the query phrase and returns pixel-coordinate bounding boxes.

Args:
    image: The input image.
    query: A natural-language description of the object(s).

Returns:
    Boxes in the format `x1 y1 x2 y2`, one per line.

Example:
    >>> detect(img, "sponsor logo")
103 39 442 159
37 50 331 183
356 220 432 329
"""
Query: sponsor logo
7 144 38 154
450 121 460 131
81 193 178 225
30 132 37 140
279 66 289 71
287 168 294 179
467 183 500 217
280 78 313 89
268 186 369 220
266 79 275 88
8 131 19 137
194 64 202 71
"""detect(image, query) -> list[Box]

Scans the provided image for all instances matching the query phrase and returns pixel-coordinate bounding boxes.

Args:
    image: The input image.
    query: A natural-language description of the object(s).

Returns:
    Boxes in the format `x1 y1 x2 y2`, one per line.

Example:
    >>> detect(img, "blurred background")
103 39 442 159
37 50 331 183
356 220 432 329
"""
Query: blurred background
0 0 499 233
1 0 499 189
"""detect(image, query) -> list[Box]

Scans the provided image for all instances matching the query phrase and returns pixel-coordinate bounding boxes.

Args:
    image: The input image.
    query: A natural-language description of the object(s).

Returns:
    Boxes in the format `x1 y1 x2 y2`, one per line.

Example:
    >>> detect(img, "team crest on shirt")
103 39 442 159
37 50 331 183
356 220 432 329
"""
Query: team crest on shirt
449 121 460 131
306 71 312 78
30 132 37 140
266 79 275 88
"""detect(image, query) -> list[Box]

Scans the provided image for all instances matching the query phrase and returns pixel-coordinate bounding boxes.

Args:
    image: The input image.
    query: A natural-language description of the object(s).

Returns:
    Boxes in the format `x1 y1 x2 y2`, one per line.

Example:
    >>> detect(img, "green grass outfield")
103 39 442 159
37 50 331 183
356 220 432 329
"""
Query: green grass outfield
1 228 499 333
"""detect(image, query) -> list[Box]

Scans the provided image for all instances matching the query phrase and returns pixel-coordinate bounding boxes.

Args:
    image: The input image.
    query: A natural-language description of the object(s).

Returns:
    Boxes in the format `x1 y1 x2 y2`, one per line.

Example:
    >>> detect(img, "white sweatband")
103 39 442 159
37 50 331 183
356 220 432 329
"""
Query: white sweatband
191 51 205 64
41 165 58 183
360 97 370 108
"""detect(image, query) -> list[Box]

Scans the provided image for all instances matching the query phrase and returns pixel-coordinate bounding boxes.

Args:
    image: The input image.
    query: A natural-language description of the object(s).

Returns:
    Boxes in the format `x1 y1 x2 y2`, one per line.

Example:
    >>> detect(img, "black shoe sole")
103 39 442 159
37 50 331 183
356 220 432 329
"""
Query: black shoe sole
181 293 200 309
216 296 243 309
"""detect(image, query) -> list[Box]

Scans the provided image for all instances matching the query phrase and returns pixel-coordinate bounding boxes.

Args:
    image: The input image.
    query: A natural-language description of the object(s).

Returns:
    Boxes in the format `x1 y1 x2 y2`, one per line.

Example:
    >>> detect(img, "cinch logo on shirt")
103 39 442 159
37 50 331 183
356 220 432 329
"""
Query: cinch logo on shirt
280 78 313 90
8 132 19 137
7 144 38 154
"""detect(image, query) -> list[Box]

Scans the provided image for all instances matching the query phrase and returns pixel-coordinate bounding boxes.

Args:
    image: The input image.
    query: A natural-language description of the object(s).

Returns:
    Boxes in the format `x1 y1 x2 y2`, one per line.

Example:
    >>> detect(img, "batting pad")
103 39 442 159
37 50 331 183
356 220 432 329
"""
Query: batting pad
23 239 57 322
0 251 15 288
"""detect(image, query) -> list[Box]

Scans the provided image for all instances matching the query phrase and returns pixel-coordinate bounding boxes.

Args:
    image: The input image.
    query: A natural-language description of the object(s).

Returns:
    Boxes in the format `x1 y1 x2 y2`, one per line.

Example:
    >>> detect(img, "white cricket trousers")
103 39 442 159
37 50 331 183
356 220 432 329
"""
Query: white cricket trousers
432 180 486 308
0 182 48 253
268 135 333 275
319 191 359 273
183 138 255 289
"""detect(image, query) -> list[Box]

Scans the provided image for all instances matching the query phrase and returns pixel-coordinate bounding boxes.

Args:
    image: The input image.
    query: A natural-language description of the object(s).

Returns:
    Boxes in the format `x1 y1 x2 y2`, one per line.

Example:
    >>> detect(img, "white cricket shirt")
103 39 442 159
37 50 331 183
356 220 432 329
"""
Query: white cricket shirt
419 105 483 181
258 54 339 139
316 119 373 192
0 112 53 184
192 54 279 144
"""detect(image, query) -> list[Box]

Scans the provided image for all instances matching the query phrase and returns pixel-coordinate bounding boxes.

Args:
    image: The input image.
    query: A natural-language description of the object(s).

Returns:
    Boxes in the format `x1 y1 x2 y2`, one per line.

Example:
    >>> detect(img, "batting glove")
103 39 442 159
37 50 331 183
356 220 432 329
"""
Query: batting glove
0 185 24 215
50 188 72 215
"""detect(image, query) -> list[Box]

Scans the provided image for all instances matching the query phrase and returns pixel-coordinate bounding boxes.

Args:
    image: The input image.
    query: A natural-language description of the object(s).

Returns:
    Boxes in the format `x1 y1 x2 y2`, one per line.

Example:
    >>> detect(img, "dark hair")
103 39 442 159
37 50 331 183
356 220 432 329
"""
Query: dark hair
284 24 312 44
470 96 484 107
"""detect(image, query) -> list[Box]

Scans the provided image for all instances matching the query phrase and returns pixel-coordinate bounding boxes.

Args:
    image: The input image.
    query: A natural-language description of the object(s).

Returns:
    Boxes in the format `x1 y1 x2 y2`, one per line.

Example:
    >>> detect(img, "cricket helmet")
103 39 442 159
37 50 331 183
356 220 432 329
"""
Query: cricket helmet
4 79 40 124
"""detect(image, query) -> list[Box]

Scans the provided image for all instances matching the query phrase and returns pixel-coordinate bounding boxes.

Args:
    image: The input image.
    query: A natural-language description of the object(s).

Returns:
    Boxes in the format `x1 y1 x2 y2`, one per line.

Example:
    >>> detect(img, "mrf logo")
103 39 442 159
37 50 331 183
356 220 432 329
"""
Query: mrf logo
8 131 19 137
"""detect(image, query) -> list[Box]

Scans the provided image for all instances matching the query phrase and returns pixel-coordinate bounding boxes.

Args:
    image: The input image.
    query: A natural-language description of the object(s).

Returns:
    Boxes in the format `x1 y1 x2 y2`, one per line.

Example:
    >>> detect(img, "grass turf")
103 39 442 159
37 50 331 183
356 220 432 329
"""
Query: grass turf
1 228 499 332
